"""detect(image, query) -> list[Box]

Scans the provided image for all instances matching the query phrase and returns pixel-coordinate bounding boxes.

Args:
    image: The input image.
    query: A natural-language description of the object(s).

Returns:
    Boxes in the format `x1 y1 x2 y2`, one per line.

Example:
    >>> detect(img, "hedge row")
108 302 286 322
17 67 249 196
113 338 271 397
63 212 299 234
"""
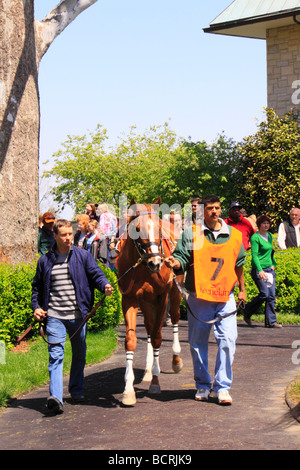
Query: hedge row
1 248 299 346
243 248 300 315
0 260 123 347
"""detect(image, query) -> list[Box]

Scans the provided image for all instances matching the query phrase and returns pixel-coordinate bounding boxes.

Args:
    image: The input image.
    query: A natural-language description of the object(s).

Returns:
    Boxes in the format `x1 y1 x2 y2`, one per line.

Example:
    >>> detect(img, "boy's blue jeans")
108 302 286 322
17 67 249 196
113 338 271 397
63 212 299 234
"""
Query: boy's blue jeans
187 292 237 393
46 316 87 404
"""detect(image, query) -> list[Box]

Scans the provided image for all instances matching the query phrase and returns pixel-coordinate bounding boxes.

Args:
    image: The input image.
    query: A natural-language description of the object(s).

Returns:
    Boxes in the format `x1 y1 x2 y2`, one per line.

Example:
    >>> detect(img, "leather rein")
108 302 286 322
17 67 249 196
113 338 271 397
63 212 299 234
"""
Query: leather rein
172 274 244 324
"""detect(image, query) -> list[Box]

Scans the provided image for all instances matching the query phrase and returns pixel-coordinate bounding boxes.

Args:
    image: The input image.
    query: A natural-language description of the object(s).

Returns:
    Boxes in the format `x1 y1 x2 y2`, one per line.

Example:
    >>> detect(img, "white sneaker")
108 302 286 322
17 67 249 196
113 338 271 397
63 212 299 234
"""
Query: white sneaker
210 390 232 405
195 388 210 401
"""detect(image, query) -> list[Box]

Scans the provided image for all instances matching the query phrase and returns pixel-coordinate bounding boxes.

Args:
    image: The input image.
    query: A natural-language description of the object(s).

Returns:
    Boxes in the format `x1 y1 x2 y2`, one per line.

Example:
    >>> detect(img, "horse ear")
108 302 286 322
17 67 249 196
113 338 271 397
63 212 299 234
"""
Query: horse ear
130 198 136 206
153 197 161 206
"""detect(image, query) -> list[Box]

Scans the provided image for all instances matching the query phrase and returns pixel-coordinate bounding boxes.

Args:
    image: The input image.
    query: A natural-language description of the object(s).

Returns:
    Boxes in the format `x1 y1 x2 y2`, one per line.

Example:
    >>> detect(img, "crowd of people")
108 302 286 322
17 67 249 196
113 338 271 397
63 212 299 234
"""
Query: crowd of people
35 197 300 412
38 202 119 271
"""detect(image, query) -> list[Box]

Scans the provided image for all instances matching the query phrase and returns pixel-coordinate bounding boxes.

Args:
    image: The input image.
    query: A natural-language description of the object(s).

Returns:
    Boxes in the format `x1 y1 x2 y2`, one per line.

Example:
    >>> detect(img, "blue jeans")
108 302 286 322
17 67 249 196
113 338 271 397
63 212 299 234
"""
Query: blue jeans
244 267 277 326
187 292 237 392
46 316 87 404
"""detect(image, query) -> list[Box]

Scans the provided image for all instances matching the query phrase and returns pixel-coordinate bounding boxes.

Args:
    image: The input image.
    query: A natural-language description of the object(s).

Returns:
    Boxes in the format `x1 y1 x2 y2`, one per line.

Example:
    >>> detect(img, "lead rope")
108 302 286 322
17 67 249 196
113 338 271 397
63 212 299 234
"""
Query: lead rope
172 273 244 325
15 257 144 346
39 258 145 346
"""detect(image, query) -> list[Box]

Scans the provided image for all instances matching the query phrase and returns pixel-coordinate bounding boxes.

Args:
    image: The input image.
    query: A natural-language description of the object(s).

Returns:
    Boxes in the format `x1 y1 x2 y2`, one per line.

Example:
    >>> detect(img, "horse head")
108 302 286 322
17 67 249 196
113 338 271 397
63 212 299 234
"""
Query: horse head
127 198 164 273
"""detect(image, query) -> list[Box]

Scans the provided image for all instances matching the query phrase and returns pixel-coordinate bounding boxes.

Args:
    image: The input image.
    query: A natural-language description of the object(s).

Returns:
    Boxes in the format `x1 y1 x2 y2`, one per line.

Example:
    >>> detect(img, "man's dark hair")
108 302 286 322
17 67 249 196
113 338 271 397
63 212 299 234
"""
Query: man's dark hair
190 197 202 204
202 195 220 207
53 219 73 234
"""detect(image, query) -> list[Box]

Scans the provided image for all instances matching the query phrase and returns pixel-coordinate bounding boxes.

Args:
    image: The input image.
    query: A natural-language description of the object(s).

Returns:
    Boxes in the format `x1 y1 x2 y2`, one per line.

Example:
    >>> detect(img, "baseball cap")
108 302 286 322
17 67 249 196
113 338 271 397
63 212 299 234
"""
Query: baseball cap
229 202 242 210
43 212 55 223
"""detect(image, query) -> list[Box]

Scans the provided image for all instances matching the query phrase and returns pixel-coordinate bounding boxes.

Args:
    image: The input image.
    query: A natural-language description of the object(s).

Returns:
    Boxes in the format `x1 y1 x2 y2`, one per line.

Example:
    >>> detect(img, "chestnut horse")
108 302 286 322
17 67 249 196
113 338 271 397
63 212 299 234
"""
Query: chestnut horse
116 198 183 406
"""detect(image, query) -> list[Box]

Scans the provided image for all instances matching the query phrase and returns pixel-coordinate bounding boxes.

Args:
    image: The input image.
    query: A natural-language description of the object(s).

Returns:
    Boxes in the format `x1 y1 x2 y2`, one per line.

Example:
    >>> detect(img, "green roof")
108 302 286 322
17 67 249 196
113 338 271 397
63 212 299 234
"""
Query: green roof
204 0 300 39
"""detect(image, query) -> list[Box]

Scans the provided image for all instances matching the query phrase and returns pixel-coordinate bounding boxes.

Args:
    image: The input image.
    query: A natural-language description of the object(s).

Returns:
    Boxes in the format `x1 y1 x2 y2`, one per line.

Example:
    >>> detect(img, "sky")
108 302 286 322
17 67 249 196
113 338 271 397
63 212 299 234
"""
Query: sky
35 1 267 216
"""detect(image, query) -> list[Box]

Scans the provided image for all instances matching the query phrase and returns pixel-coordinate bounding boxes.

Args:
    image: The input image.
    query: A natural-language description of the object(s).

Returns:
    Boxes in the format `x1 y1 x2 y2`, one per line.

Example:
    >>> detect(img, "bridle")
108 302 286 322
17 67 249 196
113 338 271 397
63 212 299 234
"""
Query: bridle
133 238 165 265
128 211 165 267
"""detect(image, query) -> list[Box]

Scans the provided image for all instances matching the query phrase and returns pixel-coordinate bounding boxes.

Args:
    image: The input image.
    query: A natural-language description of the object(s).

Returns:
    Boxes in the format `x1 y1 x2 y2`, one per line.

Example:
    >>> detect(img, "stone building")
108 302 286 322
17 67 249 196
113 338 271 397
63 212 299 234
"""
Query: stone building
204 1 300 117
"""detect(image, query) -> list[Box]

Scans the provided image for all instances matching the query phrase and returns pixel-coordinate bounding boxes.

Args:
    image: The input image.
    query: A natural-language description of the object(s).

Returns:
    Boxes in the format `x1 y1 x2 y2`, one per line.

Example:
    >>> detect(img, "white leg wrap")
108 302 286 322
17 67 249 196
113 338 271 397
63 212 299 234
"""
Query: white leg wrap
152 348 160 377
172 324 181 355
145 335 153 372
124 351 135 393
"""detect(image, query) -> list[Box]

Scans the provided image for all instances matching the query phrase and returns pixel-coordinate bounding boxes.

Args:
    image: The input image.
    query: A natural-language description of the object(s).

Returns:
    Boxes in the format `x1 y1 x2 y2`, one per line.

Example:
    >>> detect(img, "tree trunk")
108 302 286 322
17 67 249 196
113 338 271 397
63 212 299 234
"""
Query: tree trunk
0 0 98 264
0 0 39 263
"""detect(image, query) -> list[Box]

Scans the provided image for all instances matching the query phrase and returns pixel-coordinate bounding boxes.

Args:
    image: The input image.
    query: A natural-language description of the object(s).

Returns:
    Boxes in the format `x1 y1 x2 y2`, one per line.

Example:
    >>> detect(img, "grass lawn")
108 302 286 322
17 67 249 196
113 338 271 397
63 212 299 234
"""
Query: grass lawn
289 378 300 405
237 312 300 325
0 328 118 408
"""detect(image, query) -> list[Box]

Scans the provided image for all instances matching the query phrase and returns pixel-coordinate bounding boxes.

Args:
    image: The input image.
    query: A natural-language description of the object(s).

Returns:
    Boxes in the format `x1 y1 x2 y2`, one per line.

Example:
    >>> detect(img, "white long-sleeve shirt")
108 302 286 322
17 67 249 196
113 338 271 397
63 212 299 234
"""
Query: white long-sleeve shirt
277 222 300 249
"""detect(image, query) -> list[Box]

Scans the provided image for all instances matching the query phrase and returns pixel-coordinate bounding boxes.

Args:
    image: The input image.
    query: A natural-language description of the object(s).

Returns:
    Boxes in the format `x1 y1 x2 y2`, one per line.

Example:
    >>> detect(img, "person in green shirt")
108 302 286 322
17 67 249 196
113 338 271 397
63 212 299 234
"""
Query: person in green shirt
243 215 282 328
165 195 246 405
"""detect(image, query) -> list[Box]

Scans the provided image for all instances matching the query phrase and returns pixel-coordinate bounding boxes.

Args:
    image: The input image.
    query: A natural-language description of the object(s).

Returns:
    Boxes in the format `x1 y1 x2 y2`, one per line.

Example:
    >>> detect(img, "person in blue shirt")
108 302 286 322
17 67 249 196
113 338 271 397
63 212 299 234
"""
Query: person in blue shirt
32 219 113 414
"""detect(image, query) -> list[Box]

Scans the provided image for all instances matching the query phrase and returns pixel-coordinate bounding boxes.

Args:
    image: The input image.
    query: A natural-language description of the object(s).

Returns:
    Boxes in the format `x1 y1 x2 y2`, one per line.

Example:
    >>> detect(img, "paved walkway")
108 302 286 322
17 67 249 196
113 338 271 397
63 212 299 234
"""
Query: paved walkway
0 314 300 451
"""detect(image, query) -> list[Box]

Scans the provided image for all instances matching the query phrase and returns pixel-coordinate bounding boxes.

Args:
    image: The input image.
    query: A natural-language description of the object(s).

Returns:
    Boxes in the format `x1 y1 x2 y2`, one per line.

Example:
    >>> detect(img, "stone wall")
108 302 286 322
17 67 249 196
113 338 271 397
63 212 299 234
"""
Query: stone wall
267 23 300 116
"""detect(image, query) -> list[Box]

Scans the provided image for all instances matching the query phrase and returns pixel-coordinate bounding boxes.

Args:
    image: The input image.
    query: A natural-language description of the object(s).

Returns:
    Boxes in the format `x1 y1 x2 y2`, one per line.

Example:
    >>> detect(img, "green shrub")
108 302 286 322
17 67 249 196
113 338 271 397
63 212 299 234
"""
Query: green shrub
0 261 39 347
242 248 300 316
0 260 122 347
88 264 123 330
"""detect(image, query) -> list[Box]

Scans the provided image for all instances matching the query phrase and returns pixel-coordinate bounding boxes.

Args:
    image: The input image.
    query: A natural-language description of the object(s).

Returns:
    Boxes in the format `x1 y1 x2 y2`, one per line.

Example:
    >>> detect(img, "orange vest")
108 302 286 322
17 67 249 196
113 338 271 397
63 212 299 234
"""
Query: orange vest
193 225 242 302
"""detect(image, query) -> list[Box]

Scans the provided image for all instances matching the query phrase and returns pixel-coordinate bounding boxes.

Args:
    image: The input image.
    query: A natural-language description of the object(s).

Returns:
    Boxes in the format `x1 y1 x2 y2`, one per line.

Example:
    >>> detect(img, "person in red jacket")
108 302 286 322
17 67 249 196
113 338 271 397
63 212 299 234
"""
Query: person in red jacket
225 202 255 251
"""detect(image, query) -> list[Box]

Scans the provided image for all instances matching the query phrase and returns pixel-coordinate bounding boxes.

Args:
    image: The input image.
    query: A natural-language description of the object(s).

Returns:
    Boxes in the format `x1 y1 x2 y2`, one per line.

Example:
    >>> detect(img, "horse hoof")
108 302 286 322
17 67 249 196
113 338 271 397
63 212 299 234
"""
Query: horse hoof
172 359 183 374
149 384 161 394
122 391 136 406
143 370 152 382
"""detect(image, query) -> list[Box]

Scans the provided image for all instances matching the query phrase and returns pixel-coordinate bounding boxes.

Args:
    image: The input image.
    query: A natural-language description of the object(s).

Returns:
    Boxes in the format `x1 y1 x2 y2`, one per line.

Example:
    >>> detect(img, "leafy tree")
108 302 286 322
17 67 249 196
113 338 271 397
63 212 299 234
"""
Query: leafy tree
167 134 241 209
43 122 183 213
110 122 182 206
237 108 300 228
44 125 117 212
44 123 242 215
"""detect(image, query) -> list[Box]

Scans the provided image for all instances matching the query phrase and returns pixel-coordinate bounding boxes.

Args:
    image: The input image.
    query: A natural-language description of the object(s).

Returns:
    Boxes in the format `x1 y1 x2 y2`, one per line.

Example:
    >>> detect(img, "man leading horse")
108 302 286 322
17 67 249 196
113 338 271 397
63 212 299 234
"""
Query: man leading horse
165 195 246 406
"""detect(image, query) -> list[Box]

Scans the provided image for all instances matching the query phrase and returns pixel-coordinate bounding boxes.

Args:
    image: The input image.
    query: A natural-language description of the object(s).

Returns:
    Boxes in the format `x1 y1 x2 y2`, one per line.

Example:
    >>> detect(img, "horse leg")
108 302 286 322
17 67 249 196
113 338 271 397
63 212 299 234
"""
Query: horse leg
148 347 161 394
140 300 155 383
123 350 136 405
149 294 168 394
140 300 162 394
169 276 184 373
171 323 183 373
143 335 153 382
122 301 138 406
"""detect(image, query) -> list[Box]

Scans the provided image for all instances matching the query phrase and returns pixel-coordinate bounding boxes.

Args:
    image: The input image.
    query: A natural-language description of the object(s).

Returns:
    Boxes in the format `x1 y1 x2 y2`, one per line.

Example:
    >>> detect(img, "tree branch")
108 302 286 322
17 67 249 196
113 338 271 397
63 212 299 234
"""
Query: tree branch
35 0 99 60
